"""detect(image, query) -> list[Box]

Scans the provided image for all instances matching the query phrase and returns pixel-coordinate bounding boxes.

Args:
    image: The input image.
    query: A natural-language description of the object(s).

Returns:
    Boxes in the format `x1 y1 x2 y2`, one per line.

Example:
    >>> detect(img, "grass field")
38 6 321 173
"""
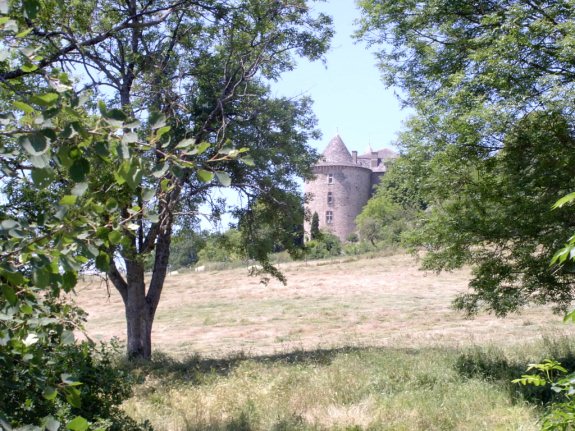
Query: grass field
74 253 575 430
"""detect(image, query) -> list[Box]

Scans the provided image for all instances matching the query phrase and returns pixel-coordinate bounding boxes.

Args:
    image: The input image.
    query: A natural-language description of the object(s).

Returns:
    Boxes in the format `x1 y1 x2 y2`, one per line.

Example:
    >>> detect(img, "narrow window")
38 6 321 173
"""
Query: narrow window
326 210 333 224
327 173 333 184
327 192 333 205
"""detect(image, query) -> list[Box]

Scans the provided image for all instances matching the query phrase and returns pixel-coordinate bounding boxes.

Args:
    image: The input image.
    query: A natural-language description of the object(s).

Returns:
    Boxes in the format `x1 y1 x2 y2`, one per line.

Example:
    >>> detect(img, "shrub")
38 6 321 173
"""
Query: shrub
0 292 149 430
305 232 342 259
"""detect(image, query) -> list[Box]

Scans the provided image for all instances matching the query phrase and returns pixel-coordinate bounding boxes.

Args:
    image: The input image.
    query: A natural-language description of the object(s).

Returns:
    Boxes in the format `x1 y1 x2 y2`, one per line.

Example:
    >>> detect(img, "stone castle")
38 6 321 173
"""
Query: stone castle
304 135 397 241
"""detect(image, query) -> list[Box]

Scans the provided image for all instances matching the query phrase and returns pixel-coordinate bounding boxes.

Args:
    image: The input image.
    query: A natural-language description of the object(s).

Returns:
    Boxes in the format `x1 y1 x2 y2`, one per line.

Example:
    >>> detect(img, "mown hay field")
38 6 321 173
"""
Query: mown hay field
75 253 572 357
74 253 575 430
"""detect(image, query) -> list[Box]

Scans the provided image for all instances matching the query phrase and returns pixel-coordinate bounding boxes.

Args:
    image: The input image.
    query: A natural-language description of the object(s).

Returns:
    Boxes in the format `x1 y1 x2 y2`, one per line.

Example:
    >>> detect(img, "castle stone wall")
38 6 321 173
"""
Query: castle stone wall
304 164 372 241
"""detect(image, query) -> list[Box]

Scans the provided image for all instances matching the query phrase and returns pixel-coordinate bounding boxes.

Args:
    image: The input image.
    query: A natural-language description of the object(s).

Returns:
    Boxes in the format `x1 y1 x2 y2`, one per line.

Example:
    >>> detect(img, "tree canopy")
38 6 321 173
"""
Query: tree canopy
357 0 575 314
1 0 333 361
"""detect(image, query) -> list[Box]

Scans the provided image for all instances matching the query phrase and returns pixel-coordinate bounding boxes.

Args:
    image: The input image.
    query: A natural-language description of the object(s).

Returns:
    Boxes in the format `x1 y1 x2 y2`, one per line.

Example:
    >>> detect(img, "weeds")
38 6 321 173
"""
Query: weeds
122 345 548 430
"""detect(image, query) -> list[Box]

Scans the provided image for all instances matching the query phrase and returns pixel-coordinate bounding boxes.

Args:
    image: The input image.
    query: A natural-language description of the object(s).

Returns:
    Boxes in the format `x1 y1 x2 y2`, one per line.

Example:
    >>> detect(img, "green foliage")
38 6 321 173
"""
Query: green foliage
310 212 320 240
305 231 342 260
357 0 575 313
161 228 208 271
123 346 544 430
2 0 333 359
237 192 306 282
197 229 245 264
0 0 166 426
513 359 575 430
356 157 425 247
396 112 575 315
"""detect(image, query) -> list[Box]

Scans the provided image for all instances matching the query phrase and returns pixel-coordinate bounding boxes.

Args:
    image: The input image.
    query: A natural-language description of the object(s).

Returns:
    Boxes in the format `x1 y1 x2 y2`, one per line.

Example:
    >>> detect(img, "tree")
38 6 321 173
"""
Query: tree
356 0 575 314
356 157 426 247
1 0 333 360
310 211 320 240
0 11 147 425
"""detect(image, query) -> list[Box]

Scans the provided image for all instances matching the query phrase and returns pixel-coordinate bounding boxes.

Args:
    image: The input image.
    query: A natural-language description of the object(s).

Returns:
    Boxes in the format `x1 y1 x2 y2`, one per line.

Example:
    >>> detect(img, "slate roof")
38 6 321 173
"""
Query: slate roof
357 148 398 172
317 135 355 166
317 135 398 171
358 148 398 161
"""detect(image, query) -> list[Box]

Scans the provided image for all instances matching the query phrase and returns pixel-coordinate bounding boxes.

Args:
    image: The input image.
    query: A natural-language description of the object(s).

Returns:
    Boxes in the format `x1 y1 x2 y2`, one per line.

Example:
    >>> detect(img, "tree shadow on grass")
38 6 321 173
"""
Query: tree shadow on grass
124 345 364 387
454 339 575 405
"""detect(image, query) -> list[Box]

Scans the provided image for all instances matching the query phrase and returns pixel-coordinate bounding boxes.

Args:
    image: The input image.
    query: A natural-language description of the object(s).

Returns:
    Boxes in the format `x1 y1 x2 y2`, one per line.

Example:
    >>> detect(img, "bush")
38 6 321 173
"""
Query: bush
0 292 149 430
305 232 342 259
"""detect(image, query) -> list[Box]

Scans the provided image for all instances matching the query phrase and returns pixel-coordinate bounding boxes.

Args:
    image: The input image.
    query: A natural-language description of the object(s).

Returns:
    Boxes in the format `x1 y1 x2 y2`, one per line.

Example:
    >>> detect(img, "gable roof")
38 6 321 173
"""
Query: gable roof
358 148 398 160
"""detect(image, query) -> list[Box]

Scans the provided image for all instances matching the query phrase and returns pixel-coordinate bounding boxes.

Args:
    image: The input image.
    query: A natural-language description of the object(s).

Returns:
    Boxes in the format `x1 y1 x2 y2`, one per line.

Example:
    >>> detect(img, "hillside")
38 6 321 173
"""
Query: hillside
74 253 573 358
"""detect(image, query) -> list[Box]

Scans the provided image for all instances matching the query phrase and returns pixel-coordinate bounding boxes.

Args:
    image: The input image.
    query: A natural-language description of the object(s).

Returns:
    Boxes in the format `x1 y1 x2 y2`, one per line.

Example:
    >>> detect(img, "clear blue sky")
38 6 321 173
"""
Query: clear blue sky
272 1 409 155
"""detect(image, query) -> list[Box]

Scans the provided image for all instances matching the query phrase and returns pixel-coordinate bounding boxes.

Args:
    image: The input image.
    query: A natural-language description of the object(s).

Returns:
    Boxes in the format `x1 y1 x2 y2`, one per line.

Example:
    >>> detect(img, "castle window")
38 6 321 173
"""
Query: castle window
327 173 333 184
326 210 333 224
327 192 333 205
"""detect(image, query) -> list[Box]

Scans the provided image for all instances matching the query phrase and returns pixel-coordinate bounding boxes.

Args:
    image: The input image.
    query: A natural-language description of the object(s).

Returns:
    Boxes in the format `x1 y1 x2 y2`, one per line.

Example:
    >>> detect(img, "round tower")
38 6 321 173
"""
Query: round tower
304 135 372 241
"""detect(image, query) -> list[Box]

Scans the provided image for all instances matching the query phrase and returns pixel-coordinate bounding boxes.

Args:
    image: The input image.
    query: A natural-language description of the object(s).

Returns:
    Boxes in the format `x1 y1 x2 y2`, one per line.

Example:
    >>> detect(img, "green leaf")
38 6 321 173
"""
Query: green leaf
43 416 60 431
1 285 17 306
160 178 171 192
42 387 58 401
108 230 122 245
61 330 75 345
241 155 255 166
59 195 77 206
142 188 155 202
66 416 88 431
197 169 214 183
16 27 33 38
122 132 138 144
71 182 88 196
0 330 10 346
20 133 49 156
12 101 34 113
30 93 59 106
20 303 33 314
149 111 166 130
105 198 118 211
8 228 26 238
115 159 142 190
62 271 77 291
215 171 231 187
69 158 90 182
95 252 110 272
196 142 211 154
23 0 40 18
2 271 24 285
20 61 37 71
23 333 39 346
152 163 169 178
146 213 160 223
1 219 19 230
32 267 50 288
29 153 50 168
156 125 171 138
61 373 83 386
31 168 54 187
176 138 195 149
564 309 575 323
103 108 127 126
553 192 575 209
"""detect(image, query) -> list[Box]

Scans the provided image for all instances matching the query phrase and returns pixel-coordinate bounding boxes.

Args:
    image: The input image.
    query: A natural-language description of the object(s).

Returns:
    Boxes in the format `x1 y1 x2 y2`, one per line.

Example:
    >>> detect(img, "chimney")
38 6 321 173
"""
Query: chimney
352 150 357 164
371 151 378 168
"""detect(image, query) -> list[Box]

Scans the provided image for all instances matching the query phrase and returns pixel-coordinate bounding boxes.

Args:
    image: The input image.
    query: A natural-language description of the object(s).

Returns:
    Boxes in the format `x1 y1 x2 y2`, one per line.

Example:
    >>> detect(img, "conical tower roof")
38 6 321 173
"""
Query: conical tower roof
318 135 354 166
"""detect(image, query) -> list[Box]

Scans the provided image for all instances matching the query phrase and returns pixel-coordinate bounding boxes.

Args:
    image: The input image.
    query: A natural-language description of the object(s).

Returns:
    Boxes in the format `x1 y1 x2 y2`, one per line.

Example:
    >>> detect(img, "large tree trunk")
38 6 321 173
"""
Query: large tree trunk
124 259 153 359
108 213 174 360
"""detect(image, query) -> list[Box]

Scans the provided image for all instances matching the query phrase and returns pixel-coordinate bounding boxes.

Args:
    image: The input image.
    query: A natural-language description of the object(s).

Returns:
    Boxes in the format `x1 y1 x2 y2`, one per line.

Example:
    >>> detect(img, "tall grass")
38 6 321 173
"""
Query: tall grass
119 339 575 431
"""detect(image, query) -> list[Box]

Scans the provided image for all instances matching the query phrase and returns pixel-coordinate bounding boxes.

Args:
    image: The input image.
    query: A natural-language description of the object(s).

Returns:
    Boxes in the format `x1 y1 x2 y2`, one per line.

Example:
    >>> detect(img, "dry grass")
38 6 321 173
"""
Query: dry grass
72 252 575 430
74 253 573 358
